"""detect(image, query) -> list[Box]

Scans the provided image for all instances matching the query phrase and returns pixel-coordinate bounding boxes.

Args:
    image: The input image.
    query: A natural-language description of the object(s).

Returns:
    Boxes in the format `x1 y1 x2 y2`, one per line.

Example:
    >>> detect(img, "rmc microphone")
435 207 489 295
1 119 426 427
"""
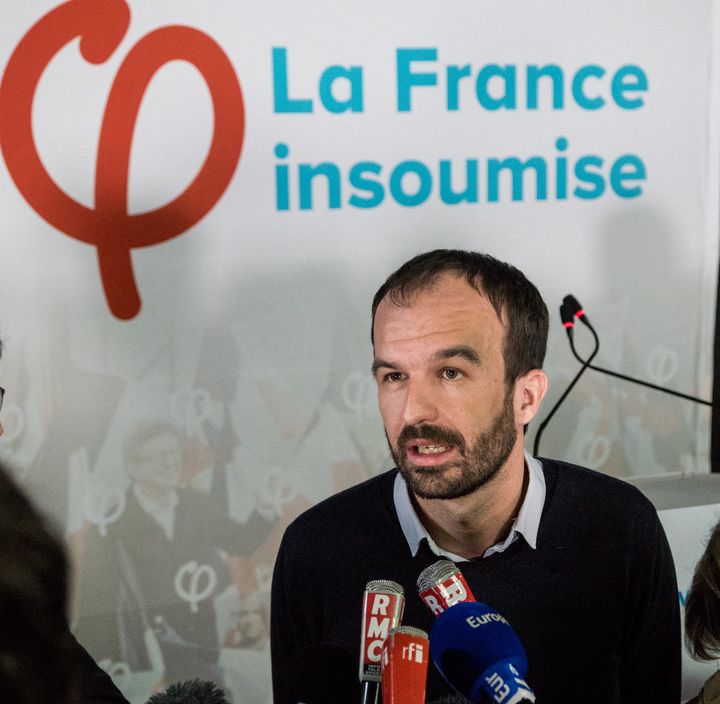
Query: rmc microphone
359 579 405 704
381 626 429 704
429 602 536 704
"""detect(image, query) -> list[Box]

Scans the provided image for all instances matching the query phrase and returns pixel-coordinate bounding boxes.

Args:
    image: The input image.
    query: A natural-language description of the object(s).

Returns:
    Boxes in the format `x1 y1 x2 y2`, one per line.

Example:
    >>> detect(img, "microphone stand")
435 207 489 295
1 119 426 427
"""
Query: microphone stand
361 681 381 704
533 304 599 456
568 304 715 408
534 292 718 458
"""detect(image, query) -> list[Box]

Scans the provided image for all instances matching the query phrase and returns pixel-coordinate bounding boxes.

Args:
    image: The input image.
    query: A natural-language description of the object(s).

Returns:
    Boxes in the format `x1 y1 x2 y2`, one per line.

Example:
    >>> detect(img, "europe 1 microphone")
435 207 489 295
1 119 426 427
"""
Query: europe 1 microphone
417 560 536 703
430 601 536 704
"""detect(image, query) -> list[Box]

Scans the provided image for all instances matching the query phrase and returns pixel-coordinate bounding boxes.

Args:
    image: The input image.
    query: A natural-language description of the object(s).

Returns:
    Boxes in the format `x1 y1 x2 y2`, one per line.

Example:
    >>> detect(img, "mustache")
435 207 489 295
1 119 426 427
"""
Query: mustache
396 424 466 454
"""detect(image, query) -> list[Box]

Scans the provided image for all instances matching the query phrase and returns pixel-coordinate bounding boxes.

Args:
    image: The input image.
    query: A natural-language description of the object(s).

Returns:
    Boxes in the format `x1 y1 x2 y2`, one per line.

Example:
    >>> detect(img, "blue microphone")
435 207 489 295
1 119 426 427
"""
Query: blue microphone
429 602 535 703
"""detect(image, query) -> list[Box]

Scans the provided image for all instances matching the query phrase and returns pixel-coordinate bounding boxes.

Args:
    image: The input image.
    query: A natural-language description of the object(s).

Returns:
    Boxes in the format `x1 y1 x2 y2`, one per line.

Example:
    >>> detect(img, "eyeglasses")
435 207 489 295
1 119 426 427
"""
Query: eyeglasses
0 387 4 413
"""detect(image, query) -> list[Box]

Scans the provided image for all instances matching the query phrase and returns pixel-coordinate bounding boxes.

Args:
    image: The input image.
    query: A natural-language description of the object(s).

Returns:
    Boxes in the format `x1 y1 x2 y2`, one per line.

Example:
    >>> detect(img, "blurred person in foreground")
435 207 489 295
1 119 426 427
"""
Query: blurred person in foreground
0 458 72 704
0 461 127 704
0 338 128 704
685 520 720 704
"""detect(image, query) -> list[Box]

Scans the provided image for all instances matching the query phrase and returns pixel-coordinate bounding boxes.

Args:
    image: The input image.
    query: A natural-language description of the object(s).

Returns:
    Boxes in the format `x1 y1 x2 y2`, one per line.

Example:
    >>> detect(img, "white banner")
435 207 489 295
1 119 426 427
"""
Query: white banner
0 1 718 700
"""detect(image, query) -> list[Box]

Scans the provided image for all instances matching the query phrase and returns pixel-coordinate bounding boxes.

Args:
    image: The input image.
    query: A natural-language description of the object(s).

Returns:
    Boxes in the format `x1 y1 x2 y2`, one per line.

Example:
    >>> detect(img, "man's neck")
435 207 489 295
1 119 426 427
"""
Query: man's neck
412 446 528 560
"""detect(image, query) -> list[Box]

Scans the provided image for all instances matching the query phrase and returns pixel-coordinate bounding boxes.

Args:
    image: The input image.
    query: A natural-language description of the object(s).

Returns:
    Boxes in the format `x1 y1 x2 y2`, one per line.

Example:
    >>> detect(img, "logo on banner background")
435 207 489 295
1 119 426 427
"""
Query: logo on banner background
0 0 245 320
174 561 217 613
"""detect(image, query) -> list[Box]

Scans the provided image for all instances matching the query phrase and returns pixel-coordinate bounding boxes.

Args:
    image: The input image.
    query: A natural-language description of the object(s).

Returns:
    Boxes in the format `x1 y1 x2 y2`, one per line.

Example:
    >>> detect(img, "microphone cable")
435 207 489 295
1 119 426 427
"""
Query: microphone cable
533 301 599 457
534 293 718 457
563 294 715 407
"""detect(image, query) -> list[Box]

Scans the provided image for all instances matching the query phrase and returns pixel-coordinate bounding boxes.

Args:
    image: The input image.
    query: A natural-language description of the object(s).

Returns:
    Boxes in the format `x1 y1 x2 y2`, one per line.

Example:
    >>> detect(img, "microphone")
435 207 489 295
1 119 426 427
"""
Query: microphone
381 626 429 704
563 294 590 326
359 579 405 704
561 293 715 407
532 300 600 456
429 602 536 704
560 299 576 338
145 679 230 704
417 560 476 616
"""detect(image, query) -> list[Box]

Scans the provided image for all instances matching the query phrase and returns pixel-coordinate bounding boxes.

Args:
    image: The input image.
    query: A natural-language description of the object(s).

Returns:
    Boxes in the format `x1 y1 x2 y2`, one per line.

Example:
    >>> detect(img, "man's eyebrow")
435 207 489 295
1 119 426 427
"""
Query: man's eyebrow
432 346 481 365
371 358 395 375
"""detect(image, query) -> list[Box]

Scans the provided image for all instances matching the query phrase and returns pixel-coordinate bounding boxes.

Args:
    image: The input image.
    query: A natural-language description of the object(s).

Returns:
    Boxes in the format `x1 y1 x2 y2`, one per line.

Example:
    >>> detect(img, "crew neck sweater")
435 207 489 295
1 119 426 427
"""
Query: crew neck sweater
271 458 680 703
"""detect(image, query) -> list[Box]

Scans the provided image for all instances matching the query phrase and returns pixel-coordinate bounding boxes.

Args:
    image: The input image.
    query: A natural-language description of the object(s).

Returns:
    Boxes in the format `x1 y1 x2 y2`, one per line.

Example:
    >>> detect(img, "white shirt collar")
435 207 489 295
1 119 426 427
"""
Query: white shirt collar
133 484 179 541
393 450 546 562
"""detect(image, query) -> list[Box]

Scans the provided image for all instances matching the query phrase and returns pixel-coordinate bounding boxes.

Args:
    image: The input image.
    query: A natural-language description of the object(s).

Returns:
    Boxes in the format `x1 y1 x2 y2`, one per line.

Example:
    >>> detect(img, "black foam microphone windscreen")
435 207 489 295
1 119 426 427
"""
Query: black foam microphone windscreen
145 679 230 704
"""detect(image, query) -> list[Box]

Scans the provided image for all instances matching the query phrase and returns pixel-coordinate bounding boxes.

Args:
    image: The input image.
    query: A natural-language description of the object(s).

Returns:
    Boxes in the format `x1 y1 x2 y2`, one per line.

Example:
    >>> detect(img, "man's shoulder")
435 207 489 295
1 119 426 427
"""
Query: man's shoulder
543 457 652 499
540 457 657 518
283 470 396 545
537 458 666 564
274 470 403 576
293 469 395 524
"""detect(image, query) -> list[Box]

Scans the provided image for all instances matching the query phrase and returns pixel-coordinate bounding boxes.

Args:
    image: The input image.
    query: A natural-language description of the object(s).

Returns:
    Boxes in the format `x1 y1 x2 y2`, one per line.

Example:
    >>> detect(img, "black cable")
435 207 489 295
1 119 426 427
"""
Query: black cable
533 305 599 456
534 294 717 457
566 297 714 408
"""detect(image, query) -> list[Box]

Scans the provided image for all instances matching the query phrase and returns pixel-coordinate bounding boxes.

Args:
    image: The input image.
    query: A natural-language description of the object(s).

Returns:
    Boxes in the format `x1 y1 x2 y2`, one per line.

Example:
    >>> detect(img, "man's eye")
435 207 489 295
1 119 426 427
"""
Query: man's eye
441 368 462 380
385 371 404 382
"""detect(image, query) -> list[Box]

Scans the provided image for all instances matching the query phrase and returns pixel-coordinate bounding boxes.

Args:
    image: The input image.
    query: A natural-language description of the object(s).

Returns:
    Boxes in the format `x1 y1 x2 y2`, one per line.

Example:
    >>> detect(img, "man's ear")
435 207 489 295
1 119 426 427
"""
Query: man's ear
514 368 548 427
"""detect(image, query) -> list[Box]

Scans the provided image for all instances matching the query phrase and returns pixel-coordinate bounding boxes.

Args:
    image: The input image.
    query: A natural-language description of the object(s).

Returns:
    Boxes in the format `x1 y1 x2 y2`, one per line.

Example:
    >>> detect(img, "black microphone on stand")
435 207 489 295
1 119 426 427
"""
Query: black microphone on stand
533 301 599 456
562 294 716 408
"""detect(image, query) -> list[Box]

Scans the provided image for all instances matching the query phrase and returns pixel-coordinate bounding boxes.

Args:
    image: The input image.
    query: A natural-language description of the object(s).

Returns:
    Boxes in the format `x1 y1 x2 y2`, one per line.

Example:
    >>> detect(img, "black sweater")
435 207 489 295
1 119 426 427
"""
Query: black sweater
271 458 680 703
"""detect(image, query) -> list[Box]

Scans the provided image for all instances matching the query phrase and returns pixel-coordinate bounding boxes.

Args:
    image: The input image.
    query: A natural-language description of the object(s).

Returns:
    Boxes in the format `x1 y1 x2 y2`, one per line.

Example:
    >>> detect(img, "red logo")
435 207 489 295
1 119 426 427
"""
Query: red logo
0 0 245 320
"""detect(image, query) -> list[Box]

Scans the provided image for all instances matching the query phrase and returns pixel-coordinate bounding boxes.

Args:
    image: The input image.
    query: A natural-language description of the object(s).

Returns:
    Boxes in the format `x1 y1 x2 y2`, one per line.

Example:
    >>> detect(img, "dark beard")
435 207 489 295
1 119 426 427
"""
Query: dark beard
388 389 517 500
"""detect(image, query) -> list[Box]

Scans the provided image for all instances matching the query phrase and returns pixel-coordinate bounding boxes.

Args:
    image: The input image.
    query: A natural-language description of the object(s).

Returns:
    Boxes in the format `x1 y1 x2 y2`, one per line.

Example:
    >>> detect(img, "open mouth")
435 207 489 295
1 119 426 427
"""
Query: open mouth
406 440 457 465
415 444 450 455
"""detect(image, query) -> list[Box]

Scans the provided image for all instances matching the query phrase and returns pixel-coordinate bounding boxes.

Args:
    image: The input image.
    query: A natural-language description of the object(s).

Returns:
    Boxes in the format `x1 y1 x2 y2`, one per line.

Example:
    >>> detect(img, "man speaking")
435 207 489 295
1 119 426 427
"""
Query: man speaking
270 249 680 702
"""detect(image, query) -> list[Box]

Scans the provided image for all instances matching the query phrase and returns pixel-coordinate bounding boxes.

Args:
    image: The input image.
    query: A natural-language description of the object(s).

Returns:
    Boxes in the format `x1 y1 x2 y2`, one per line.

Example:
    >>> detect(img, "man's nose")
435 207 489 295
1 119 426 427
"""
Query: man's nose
402 380 439 428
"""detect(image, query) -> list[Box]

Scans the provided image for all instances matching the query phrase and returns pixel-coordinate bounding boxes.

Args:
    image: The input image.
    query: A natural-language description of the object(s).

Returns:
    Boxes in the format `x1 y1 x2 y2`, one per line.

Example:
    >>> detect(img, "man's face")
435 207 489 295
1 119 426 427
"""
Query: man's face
127 431 183 494
372 274 521 500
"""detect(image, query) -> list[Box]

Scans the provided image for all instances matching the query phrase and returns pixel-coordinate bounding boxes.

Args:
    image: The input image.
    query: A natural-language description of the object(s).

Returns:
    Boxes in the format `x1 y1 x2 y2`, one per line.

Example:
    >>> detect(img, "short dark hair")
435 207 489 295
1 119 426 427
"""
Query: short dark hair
371 249 549 384
685 520 720 660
